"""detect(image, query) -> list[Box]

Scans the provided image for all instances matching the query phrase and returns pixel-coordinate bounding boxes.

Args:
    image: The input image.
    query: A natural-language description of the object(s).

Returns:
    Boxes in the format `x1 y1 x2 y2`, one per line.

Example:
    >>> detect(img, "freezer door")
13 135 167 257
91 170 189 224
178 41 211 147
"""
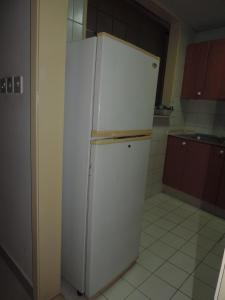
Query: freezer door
92 34 159 133
85 138 150 297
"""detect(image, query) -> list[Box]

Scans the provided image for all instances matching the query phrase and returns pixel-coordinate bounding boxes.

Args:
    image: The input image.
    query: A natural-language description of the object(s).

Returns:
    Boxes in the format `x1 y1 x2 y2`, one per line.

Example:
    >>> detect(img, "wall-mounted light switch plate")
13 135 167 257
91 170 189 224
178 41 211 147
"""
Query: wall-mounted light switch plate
14 76 23 94
0 78 7 94
6 77 13 94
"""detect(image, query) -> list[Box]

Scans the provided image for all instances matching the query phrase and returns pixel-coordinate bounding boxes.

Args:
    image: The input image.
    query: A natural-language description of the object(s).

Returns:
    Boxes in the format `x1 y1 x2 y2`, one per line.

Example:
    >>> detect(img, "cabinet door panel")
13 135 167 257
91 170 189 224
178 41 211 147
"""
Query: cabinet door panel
163 136 187 189
181 42 210 99
180 141 211 198
203 39 225 100
216 159 225 209
203 147 225 203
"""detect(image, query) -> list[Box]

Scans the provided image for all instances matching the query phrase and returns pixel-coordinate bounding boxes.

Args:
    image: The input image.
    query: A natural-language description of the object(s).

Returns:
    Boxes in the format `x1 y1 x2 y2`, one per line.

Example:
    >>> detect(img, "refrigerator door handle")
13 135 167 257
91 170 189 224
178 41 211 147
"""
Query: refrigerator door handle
91 135 151 145
91 129 152 138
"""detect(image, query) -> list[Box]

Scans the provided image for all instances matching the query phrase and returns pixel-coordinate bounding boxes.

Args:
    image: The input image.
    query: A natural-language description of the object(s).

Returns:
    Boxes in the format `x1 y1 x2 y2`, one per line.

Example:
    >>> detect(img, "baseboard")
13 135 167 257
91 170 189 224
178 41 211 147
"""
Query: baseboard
0 244 33 298
163 185 225 220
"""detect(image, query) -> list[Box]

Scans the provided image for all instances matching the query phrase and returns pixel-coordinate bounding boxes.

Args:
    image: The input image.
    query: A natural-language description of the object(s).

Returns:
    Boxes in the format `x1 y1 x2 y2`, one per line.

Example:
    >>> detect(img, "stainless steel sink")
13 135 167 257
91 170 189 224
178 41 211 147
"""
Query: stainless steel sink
178 133 225 146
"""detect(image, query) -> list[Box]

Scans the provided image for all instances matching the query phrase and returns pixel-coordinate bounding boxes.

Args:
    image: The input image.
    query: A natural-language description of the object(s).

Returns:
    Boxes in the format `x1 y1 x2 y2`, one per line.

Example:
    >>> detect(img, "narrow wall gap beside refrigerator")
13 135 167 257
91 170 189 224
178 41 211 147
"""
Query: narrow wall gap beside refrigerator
62 32 160 298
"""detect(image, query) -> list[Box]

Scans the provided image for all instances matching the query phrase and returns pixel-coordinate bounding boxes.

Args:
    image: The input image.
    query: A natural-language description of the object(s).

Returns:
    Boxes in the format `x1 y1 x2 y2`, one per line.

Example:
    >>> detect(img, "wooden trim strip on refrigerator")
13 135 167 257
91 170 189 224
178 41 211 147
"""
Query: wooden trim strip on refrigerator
91 135 151 145
97 32 160 61
91 129 152 138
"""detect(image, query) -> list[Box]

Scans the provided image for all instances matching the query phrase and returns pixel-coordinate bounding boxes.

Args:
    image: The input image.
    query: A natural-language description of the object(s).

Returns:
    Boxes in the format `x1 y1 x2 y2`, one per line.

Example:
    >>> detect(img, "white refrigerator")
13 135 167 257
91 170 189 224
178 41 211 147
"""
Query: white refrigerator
62 33 159 298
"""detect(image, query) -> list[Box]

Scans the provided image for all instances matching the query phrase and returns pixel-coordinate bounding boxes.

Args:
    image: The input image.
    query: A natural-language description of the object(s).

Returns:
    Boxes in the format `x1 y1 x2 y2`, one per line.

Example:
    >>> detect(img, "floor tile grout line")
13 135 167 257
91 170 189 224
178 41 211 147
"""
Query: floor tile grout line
141 209 208 271
150 201 218 258
123 282 152 300
137 240 194 293
144 201 220 256
137 228 194 297
142 255 198 295
169 219 221 294
175 270 216 300
138 195 222 298
145 199 221 250
169 285 193 300
168 200 222 290
146 195 224 293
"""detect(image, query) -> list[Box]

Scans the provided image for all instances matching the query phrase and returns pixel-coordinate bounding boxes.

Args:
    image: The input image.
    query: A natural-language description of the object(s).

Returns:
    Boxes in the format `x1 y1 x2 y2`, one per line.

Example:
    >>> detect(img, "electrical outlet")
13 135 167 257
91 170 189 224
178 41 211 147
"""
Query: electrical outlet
0 78 7 94
14 76 23 94
6 77 13 94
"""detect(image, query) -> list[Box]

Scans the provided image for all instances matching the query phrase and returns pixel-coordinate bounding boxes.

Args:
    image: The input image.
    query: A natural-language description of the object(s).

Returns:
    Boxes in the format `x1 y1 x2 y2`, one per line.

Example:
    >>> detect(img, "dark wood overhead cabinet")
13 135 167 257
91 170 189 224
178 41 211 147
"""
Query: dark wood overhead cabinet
181 42 210 99
203 39 225 100
181 39 225 100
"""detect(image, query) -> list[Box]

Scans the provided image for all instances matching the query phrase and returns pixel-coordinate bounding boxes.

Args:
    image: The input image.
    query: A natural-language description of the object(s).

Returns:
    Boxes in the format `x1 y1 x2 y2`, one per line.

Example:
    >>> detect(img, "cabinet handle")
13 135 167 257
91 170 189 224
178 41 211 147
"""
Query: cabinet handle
182 141 187 146
197 91 202 96
220 150 224 155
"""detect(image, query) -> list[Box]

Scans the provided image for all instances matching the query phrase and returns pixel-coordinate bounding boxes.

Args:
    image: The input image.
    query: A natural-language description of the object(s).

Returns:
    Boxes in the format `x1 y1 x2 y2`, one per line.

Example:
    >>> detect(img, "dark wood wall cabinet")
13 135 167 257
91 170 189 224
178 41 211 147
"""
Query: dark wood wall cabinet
181 39 225 100
163 136 225 209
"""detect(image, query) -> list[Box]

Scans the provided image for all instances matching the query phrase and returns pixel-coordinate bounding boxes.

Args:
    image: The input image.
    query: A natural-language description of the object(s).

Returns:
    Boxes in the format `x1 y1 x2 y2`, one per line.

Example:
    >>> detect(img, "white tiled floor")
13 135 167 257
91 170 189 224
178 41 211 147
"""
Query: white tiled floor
62 193 225 300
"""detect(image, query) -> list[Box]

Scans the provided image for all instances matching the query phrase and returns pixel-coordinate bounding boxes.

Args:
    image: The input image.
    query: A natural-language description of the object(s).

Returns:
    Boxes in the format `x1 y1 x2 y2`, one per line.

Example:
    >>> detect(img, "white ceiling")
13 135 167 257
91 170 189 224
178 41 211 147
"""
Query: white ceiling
138 0 225 32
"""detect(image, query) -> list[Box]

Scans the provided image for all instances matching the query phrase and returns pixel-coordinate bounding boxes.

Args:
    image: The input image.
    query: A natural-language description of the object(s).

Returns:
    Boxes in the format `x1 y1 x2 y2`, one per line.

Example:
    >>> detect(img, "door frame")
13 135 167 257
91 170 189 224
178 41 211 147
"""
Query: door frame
31 1 68 299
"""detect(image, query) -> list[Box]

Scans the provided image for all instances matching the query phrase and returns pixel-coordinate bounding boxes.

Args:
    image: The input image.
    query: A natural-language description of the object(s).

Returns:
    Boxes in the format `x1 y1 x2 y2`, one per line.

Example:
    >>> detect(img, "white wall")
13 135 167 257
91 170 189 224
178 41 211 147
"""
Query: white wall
0 0 32 282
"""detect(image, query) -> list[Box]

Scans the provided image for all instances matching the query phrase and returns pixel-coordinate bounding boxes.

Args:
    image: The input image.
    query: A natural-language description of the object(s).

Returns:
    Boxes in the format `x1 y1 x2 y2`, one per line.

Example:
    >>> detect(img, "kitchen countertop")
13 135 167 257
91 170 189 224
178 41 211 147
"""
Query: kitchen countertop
169 132 225 148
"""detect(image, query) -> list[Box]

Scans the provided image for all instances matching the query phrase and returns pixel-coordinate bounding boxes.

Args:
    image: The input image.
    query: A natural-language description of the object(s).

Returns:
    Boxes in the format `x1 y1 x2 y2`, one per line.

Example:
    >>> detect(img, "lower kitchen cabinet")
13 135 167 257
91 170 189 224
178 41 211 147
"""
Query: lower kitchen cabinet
163 136 210 198
203 146 225 204
180 141 211 199
216 160 225 209
163 136 225 203
163 135 225 203
163 136 187 190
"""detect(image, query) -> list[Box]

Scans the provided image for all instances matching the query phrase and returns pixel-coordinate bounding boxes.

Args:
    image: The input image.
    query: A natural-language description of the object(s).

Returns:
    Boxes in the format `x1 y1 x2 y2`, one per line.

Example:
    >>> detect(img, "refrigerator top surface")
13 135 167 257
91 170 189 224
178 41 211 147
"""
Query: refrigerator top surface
98 32 160 61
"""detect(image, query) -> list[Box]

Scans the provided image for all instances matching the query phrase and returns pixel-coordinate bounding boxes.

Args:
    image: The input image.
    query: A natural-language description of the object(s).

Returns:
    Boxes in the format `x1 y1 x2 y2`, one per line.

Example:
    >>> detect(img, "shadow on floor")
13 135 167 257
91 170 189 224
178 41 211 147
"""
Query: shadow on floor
0 254 32 300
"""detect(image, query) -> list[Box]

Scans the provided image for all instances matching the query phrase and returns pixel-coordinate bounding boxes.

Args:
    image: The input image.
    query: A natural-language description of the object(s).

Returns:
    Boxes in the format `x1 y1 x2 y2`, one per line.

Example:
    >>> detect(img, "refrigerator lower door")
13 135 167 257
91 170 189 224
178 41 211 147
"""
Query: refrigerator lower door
85 138 151 297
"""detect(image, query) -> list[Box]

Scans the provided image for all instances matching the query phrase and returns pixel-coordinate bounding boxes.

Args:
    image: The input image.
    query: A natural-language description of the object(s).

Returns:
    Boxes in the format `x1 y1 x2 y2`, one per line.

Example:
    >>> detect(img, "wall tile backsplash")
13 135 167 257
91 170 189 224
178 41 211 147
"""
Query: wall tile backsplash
182 100 225 136
67 0 86 42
